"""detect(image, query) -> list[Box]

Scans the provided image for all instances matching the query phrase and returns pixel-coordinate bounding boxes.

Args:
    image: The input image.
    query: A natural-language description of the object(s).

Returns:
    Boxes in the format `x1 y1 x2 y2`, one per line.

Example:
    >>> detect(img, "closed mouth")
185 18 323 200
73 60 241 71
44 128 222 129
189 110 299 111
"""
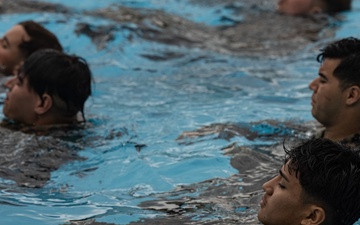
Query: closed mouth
311 96 315 105
260 195 266 208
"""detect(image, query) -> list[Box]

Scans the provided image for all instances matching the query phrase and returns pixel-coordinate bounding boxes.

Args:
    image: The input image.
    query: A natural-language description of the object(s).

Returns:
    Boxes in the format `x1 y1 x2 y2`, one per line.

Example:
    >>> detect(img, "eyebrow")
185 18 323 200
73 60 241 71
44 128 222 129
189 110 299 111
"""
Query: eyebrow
279 169 289 182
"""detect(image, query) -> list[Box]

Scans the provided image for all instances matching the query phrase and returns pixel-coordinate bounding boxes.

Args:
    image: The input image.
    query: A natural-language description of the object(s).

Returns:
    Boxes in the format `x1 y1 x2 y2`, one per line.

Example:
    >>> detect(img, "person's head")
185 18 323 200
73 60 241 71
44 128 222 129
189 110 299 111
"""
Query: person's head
3 49 92 126
308 37 360 129
277 0 351 16
0 20 62 75
258 138 360 225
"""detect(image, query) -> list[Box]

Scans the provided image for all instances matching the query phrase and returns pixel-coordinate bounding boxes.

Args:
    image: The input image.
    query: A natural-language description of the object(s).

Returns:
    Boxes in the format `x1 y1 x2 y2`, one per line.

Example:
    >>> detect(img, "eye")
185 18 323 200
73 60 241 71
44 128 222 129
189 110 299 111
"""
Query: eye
318 76 327 83
278 183 286 189
0 38 8 49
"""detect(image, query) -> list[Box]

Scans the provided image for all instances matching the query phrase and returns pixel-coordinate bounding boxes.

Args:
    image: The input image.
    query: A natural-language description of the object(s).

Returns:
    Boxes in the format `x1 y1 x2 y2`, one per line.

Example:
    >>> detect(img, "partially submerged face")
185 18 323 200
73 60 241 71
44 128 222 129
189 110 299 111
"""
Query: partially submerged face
0 25 30 75
3 74 39 125
277 0 323 15
258 164 315 225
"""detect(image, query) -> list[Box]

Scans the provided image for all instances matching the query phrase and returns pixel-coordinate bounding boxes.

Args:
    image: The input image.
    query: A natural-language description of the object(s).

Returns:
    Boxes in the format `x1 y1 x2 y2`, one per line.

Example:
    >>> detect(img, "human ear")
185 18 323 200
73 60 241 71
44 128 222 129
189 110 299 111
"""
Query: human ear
34 93 53 115
301 207 325 225
345 86 360 105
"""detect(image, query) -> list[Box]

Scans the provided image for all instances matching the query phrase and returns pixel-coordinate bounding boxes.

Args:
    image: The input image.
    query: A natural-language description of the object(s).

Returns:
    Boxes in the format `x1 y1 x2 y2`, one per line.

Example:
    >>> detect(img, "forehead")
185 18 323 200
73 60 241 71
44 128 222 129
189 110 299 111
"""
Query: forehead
319 58 342 75
4 25 31 46
282 162 299 182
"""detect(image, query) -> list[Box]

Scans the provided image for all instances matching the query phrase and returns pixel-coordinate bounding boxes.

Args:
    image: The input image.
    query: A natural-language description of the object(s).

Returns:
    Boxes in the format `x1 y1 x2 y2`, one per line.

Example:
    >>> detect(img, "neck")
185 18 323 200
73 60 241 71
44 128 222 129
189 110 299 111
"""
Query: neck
323 119 360 142
33 113 78 126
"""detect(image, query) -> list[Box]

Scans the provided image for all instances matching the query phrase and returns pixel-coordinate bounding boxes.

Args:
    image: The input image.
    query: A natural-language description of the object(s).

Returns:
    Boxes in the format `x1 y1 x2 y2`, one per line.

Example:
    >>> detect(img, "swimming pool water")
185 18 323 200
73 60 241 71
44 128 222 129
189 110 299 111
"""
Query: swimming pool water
0 0 360 224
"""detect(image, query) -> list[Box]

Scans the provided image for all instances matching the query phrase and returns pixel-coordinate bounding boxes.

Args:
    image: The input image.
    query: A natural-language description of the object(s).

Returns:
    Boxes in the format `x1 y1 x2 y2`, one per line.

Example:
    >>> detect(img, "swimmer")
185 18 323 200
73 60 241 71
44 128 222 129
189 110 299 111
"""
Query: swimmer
178 37 360 147
3 49 92 126
277 0 351 16
0 20 62 75
258 138 360 225
309 37 360 145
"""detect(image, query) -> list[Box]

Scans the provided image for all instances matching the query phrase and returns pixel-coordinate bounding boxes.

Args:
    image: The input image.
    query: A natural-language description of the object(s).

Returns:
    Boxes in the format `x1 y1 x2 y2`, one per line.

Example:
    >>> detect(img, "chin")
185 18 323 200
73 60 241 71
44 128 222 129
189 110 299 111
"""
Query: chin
2 109 9 118
257 209 265 222
257 215 267 225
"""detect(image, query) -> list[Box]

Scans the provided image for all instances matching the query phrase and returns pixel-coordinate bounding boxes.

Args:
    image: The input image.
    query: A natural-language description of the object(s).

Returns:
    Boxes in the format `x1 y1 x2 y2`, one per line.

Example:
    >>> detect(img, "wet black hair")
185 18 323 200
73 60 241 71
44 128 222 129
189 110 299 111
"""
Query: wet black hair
322 0 351 14
316 37 360 89
19 49 92 121
284 138 360 225
18 20 63 57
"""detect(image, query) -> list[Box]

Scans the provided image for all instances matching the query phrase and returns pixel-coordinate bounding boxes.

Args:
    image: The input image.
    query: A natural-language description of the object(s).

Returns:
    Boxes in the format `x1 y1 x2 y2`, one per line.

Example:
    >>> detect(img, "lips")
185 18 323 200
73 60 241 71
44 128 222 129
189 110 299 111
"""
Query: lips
260 195 266 208
311 95 316 106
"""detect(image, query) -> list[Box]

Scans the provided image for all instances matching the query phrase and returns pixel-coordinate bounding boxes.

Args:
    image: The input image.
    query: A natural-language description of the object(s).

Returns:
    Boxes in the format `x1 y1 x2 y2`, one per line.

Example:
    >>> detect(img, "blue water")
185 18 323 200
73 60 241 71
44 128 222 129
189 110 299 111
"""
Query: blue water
0 0 360 224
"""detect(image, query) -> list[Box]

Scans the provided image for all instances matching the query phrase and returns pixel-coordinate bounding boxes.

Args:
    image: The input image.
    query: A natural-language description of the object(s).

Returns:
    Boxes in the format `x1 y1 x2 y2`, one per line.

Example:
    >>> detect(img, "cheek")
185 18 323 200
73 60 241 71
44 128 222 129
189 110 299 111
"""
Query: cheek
268 189 302 212
0 49 22 64
321 88 339 104
285 0 310 14
0 50 10 62
317 87 332 101
0 51 16 70
259 201 293 225
9 88 32 105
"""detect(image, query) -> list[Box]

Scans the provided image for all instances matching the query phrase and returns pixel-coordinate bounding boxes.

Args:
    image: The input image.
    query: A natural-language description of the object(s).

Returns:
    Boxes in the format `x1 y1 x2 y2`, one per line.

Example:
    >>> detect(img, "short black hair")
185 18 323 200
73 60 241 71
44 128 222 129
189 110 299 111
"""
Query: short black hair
285 138 360 225
322 0 351 14
317 37 360 89
20 49 92 121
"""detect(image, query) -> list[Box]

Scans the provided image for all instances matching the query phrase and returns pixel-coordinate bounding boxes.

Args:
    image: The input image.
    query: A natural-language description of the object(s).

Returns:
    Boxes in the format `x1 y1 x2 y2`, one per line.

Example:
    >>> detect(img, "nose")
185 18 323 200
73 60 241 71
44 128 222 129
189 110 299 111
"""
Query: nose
262 175 277 195
309 77 319 91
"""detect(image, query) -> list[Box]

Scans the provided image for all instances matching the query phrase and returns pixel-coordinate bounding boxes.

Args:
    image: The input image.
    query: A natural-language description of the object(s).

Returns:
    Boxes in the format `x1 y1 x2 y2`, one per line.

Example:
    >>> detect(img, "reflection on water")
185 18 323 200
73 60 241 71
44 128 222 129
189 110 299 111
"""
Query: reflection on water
0 0 359 224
